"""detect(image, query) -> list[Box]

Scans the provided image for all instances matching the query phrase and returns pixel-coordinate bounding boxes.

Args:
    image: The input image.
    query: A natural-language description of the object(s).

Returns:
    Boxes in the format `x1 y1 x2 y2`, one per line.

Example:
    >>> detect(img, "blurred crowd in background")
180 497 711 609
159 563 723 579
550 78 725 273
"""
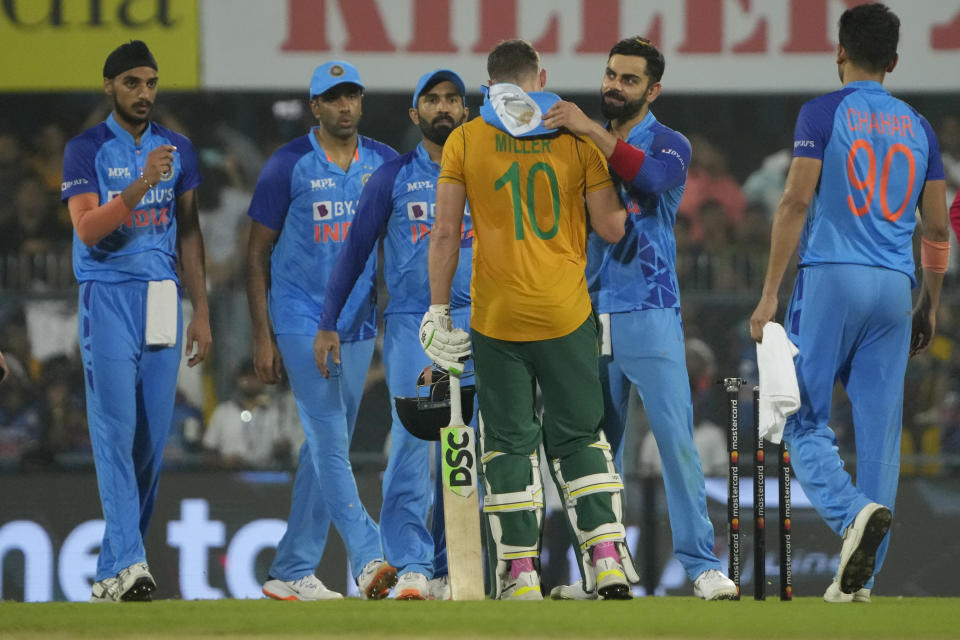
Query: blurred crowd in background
1 91 959 477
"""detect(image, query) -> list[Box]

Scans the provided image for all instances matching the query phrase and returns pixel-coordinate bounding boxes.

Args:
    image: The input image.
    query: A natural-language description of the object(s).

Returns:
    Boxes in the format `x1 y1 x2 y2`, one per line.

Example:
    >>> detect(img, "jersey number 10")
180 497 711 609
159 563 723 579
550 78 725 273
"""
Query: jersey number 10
846 139 916 222
495 161 561 240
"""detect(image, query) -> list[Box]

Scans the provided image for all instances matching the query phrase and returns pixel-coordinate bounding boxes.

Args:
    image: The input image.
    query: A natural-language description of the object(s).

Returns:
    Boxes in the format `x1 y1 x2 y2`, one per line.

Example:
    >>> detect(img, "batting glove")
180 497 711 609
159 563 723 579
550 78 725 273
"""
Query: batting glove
420 304 471 375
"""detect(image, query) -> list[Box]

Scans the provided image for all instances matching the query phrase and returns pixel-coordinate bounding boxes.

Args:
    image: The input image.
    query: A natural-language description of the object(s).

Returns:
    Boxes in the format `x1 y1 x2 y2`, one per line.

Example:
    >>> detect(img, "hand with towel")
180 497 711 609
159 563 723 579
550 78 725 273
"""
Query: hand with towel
755 322 800 444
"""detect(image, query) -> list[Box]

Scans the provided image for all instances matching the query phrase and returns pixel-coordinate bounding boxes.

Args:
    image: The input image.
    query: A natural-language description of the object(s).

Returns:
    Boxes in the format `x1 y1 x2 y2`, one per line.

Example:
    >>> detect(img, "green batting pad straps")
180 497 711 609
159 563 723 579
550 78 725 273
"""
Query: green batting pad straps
483 451 542 549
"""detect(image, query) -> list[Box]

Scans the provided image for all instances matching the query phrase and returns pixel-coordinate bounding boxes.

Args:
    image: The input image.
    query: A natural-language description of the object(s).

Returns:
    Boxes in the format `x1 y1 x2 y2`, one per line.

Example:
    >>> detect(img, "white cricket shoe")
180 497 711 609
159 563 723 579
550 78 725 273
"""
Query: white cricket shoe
394 571 429 600
837 502 891 595
89 577 120 603
428 575 450 600
594 556 632 600
549 581 597 601
117 562 156 602
693 569 738 600
262 574 343 601
823 578 871 603
500 570 543 600
357 559 398 600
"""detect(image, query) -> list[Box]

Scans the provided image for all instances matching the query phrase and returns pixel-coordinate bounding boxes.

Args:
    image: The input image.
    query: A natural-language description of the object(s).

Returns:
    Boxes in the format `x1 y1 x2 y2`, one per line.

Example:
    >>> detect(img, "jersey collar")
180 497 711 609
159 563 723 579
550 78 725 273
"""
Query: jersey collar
608 109 657 142
843 80 888 94
414 142 437 168
106 112 152 146
309 126 360 171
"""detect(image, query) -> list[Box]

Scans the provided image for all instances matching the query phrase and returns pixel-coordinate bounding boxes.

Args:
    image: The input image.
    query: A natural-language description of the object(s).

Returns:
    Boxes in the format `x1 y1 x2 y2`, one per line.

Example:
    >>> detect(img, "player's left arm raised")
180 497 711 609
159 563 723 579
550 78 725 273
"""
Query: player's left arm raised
177 187 212 367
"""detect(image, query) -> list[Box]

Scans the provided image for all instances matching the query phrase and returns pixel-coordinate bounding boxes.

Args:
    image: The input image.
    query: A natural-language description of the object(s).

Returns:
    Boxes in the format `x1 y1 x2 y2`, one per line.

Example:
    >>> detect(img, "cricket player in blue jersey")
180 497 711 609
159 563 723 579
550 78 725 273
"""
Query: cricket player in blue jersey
543 37 737 601
246 61 398 601
314 69 472 600
749 3 949 602
61 40 212 602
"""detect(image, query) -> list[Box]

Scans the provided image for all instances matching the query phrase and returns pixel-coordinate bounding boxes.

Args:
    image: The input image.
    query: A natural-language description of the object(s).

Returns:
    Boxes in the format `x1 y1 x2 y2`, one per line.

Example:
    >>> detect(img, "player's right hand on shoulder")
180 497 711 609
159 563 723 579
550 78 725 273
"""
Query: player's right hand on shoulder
542 100 591 136
420 304 471 375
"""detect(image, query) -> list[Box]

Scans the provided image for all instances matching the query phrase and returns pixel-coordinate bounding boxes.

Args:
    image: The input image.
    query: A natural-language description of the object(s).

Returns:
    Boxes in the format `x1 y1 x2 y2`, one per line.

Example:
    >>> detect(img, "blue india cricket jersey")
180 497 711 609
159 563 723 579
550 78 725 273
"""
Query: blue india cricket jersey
587 111 690 312
319 143 472 331
793 80 944 284
248 129 397 339
61 113 200 283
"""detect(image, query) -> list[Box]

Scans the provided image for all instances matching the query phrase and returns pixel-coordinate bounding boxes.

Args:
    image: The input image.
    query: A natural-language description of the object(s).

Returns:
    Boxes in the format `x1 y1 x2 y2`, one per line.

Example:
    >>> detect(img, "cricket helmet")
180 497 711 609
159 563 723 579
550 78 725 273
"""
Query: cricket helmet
393 366 475 441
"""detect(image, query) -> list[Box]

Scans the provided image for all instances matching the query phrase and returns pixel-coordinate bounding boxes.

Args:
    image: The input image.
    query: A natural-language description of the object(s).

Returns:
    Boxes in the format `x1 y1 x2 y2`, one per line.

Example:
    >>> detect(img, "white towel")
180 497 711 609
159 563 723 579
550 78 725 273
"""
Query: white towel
598 313 612 356
486 83 544 136
756 322 800 444
145 280 178 347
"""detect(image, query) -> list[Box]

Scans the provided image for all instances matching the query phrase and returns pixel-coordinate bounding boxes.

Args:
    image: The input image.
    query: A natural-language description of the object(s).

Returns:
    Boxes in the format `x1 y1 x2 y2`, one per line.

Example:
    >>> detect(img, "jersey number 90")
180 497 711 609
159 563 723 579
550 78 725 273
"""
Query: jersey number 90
846 139 916 222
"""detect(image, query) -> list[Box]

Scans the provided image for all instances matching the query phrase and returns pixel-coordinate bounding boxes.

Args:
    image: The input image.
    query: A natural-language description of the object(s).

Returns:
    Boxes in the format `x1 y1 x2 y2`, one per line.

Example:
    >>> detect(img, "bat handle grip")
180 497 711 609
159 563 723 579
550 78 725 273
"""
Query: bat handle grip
448 369 464 426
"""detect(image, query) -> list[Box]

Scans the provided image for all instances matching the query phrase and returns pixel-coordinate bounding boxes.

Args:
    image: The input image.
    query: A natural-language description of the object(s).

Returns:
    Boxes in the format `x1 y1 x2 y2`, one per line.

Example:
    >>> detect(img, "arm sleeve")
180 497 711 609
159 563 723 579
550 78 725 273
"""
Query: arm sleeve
173 134 202 195
318 160 401 331
61 137 100 202
792 97 835 161
918 115 946 182
610 129 691 195
438 127 466 186
247 150 298 231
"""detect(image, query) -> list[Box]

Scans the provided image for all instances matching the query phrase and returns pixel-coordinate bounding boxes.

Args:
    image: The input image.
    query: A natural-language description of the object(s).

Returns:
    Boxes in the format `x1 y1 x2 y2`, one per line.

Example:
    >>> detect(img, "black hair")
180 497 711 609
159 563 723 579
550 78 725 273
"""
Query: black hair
608 36 665 83
838 3 899 73
487 39 540 84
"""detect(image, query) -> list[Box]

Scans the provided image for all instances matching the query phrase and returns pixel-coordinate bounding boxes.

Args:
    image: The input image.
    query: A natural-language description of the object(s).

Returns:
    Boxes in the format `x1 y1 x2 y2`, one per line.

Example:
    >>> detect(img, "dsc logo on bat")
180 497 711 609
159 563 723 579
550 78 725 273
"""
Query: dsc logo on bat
442 426 476 498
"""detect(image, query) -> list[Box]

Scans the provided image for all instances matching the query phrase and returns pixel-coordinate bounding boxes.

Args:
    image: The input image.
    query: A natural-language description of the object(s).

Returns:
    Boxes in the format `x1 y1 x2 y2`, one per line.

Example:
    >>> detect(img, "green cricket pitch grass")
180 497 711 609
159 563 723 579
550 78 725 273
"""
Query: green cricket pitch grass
2 597 959 639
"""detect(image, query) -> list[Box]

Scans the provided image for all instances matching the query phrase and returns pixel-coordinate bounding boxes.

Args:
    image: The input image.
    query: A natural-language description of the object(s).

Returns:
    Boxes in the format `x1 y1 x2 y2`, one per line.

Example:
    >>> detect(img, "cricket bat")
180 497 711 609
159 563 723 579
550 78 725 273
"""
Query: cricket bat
440 372 485 600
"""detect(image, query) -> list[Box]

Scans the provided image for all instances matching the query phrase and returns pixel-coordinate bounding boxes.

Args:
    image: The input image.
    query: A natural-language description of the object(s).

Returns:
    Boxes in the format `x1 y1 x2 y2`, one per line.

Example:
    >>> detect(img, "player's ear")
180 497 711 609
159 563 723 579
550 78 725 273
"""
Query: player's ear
647 82 662 104
539 68 547 90
836 44 847 66
103 77 113 96
409 107 420 125
886 53 898 74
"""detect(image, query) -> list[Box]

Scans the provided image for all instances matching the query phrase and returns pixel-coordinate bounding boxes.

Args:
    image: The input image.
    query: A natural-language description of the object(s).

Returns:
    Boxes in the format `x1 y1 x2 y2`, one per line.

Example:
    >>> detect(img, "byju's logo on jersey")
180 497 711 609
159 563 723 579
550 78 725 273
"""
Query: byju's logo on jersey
313 201 333 220
407 202 429 220
311 178 336 190
107 167 131 178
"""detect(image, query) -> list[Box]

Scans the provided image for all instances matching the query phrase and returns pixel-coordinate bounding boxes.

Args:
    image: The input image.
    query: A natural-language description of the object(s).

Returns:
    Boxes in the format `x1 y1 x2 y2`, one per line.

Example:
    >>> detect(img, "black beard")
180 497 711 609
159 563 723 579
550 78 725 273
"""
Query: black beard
419 115 458 146
599 91 645 122
113 97 151 128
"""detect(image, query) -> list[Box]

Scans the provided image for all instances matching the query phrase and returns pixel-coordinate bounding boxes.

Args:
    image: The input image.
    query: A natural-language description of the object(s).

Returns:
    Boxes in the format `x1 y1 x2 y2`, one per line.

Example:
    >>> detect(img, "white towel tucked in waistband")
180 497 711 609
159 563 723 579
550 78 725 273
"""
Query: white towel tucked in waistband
756 322 800 444
145 280 178 347
599 312 612 356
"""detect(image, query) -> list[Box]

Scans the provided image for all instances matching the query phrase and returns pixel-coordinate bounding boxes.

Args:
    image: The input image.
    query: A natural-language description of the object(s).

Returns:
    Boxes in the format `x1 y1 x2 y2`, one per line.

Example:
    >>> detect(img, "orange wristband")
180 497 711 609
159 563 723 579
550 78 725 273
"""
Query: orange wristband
920 237 950 274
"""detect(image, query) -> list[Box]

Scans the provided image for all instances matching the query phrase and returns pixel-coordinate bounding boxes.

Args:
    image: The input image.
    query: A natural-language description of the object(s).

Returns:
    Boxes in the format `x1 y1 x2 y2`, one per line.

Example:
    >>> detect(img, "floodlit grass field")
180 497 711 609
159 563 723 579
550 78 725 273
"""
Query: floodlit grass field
2 597 959 639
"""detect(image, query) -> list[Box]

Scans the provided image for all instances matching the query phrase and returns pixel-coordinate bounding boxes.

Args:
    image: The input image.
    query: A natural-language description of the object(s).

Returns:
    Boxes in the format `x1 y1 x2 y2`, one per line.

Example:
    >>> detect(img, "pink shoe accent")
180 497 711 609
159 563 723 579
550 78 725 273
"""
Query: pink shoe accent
510 558 535 579
591 541 620 563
